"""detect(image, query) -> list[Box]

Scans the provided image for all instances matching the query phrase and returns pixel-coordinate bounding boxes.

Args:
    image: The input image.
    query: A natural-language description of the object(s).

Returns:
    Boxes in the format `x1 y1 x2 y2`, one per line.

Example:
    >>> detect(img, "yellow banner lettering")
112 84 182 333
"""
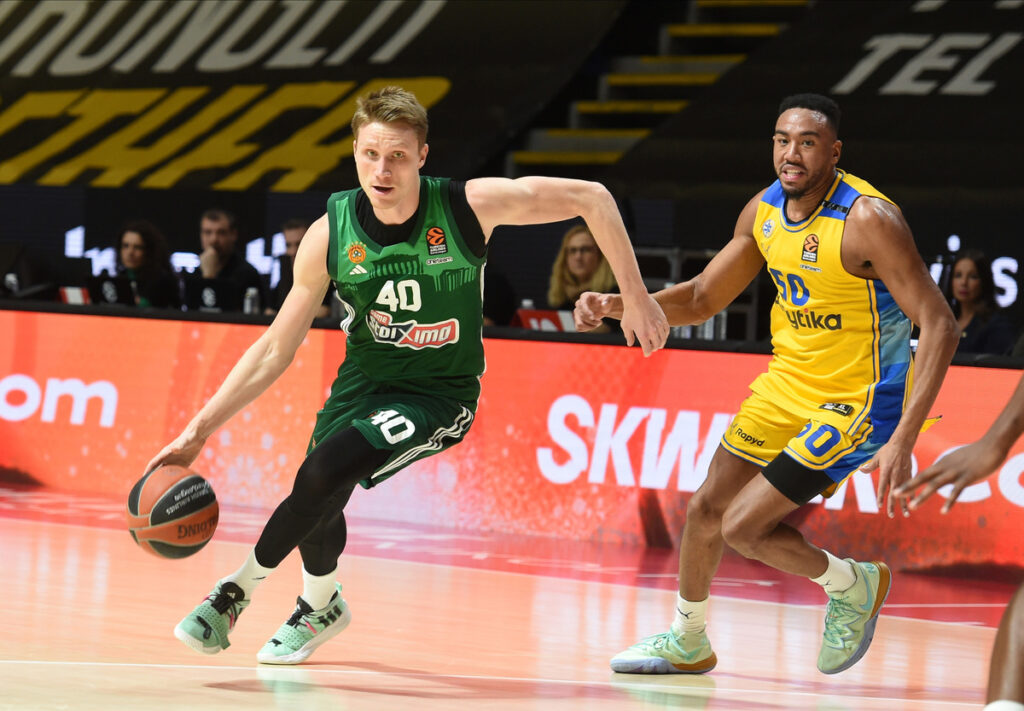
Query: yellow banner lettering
0 89 163 183
217 78 451 192
0 92 85 183
142 82 352 189
41 86 266 187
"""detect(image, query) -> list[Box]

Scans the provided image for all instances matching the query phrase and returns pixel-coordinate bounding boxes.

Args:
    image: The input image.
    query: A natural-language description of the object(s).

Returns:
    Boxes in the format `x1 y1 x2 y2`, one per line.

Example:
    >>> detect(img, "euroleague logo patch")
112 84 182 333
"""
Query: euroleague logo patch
426 226 448 256
802 234 819 263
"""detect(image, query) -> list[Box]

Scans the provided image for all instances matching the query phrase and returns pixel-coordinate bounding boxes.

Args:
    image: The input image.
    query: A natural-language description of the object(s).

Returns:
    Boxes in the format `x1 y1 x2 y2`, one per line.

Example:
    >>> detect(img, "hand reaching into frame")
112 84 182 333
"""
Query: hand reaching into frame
894 438 1009 514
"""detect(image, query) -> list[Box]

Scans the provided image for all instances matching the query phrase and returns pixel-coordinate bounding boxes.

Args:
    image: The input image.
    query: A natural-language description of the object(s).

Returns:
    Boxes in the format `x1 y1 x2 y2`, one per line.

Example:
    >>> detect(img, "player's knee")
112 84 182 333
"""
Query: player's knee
686 489 727 530
720 509 762 559
289 461 340 516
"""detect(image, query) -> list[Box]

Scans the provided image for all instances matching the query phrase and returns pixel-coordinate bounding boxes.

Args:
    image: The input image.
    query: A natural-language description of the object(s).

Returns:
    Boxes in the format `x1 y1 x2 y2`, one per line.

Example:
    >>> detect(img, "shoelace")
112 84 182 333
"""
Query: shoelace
822 598 857 645
208 588 244 620
285 607 308 628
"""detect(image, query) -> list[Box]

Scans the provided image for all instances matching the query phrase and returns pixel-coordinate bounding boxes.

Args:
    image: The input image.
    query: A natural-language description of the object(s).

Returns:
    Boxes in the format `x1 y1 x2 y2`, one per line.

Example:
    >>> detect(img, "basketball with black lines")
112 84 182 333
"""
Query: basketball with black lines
126 465 219 559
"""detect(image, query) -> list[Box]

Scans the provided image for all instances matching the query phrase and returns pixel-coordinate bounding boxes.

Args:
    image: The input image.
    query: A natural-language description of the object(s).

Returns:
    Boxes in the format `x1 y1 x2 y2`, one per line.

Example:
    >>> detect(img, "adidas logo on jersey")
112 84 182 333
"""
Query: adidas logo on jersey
349 264 367 275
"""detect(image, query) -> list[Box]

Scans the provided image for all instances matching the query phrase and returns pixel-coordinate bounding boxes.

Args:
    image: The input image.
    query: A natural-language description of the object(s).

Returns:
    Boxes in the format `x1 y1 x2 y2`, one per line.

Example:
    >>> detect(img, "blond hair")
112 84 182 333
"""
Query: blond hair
351 86 428 145
547 224 617 308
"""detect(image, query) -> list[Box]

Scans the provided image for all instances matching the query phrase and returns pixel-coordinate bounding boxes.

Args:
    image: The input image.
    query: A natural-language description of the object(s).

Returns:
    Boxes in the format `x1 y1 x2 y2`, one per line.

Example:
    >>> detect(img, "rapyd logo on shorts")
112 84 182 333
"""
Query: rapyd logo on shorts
734 426 765 447
367 309 459 349
781 304 843 331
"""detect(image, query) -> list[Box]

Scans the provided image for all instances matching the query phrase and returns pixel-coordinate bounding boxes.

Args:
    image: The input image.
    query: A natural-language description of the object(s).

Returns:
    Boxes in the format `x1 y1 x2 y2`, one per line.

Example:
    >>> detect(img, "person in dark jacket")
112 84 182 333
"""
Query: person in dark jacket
116 220 180 309
944 249 1016 355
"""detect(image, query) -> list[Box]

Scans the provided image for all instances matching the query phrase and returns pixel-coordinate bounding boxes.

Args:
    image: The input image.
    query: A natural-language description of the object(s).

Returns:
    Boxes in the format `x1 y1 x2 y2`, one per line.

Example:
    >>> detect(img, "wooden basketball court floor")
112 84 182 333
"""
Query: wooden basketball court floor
0 485 1010 710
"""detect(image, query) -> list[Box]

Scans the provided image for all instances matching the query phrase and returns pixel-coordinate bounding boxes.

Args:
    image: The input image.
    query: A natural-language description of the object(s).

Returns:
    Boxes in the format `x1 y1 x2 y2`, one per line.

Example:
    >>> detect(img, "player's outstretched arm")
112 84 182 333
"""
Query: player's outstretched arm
895 372 1024 512
846 198 959 517
573 192 765 331
145 216 332 473
466 176 668 356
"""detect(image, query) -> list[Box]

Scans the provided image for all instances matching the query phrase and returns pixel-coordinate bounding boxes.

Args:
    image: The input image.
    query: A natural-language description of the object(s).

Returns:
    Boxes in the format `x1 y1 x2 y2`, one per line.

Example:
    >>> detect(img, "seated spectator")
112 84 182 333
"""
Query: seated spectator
547 224 617 332
267 218 332 319
945 249 1016 355
197 208 267 311
116 220 181 309
547 224 617 309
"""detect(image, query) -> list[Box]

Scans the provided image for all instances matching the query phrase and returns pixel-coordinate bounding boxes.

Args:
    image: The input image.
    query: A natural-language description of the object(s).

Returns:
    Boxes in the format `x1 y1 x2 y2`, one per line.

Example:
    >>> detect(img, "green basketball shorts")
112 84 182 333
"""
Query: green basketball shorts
308 360 476 489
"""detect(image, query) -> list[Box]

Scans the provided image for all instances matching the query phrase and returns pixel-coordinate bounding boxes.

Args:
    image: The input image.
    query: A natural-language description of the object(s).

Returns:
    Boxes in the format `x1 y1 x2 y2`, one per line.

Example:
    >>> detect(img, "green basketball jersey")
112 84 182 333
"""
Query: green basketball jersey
326 176 486 404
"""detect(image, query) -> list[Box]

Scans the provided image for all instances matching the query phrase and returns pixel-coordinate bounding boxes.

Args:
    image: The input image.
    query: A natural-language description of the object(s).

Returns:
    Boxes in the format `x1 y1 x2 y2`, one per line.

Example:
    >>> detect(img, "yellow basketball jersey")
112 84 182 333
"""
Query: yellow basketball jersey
750 170 913 442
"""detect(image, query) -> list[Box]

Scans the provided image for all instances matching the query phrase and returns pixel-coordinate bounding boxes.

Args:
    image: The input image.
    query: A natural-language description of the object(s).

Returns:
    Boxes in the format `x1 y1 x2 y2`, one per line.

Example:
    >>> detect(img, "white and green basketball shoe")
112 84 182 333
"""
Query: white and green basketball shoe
818 559 892 674
174 581 249 654
257 583 351 665
610 629 718 674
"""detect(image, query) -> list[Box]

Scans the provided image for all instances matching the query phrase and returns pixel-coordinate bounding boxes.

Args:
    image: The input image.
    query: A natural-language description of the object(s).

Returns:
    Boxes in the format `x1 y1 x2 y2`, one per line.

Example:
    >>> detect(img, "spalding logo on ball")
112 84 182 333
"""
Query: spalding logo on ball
126 465 219 558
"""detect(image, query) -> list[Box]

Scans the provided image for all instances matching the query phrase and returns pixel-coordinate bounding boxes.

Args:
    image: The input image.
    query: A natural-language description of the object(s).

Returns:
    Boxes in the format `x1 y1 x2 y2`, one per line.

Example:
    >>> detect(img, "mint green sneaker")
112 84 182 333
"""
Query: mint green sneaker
818 559 892 674
610 630 717 674
173 581 249 654
256 583 351 665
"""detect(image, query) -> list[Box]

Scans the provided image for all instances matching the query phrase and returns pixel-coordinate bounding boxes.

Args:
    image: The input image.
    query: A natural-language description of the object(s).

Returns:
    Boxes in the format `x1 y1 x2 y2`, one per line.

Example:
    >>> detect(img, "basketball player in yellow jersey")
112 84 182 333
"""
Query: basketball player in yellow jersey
575 93 959 675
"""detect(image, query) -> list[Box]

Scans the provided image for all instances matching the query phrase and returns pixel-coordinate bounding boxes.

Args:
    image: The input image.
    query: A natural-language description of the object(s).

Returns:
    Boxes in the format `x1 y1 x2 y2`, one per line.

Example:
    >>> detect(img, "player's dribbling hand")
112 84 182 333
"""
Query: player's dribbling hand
894 439 1007 513
144 431 207 476
620 292 670 357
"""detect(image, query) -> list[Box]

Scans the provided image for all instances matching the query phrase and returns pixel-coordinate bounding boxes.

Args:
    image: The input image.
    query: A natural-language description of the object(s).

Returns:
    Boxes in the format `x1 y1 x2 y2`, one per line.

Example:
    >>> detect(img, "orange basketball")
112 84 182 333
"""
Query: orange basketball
126 465 219 558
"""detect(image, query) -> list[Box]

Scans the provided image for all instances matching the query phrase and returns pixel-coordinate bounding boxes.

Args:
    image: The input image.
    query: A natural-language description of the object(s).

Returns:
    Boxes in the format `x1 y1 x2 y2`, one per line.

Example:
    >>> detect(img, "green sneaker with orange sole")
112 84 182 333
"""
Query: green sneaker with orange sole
610 629 717 674
818 559 892 674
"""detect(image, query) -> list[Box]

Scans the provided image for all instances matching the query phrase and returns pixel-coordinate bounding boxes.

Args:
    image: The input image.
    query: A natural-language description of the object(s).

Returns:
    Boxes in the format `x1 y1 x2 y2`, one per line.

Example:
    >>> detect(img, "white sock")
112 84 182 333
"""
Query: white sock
811 550 857 595
300 567 338 610
222 549 275 599
670 594 707 637
983 702 1024 711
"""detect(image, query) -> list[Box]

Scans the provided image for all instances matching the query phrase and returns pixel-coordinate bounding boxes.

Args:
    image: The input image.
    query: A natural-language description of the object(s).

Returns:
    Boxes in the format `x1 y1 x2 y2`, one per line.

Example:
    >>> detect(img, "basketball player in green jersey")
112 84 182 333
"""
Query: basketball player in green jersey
896 375 1024 711
145 86 669 664
575 94 959 675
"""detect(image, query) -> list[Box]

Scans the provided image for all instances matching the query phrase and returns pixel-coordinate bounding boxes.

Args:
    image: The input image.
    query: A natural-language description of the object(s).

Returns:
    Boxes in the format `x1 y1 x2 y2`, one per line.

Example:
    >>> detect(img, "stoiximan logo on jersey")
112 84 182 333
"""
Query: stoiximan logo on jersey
367 310 460 348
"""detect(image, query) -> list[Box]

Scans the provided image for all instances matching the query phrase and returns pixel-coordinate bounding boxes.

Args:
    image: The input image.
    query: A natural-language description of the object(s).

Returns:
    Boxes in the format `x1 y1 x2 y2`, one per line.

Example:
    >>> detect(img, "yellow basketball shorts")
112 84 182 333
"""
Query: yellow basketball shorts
720 391 878 500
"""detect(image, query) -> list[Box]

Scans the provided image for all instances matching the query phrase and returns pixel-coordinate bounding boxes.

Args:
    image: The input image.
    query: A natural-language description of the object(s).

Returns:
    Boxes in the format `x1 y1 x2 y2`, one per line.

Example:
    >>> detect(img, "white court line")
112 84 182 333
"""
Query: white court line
886 603 1007 608
0 659 981 707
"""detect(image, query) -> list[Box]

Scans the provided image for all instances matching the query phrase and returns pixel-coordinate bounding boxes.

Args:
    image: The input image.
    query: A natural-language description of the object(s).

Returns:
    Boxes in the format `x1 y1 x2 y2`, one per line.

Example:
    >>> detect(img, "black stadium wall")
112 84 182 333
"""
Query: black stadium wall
0 0 625 279
2 0 1023 324
604 0 1024 320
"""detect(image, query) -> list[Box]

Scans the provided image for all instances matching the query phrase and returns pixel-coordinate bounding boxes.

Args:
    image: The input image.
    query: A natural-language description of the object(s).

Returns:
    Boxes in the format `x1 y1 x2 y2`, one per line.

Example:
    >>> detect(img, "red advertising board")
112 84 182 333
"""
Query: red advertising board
1 309 1022 570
